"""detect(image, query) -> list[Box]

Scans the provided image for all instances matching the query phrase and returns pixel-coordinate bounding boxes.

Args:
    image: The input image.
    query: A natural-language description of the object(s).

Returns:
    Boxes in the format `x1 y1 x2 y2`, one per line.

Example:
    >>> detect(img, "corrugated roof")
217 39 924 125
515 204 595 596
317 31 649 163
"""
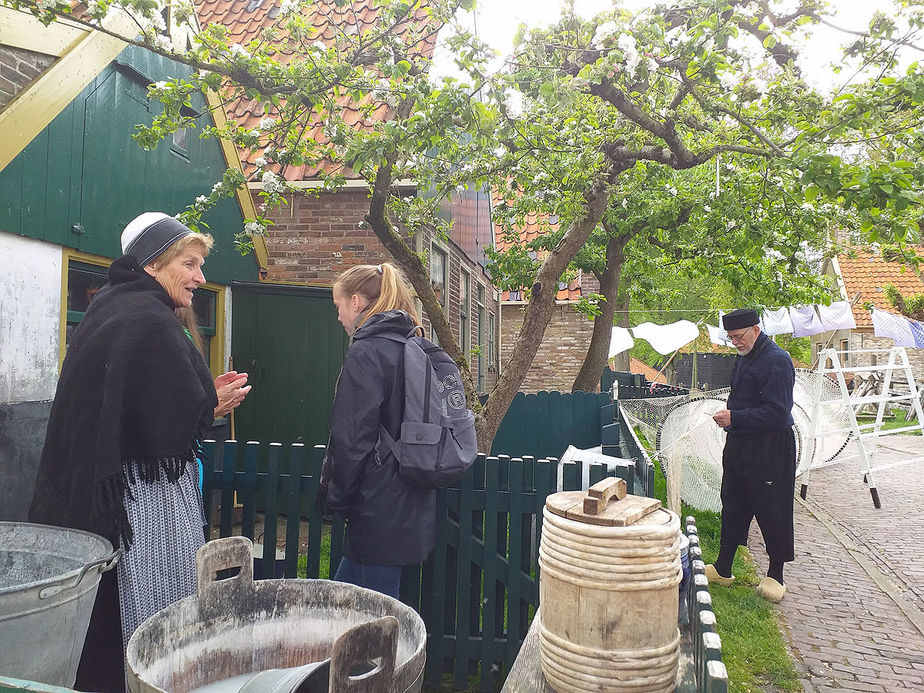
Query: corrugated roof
493 190 581 301
837 249 924 328
195 0 437 180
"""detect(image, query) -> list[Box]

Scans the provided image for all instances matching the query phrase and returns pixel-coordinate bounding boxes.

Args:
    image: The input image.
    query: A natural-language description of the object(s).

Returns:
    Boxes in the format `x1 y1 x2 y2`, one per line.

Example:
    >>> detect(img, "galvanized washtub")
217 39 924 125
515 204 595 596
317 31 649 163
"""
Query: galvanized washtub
0 522 121 687
126 536 427 693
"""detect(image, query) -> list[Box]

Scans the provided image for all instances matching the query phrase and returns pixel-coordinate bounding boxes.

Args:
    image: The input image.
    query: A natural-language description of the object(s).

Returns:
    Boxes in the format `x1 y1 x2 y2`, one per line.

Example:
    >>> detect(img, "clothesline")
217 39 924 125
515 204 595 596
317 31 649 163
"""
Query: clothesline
610 301 859 356
611 301 924 357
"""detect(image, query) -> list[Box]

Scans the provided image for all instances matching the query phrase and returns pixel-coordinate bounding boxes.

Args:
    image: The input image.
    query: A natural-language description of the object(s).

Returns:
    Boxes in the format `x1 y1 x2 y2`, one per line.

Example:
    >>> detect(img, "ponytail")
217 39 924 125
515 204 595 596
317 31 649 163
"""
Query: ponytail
334 263 420 329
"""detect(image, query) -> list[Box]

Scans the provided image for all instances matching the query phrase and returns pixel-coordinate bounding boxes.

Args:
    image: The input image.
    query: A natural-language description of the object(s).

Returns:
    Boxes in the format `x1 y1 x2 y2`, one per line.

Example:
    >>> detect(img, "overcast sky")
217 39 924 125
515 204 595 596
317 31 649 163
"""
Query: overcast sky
432 0 909 89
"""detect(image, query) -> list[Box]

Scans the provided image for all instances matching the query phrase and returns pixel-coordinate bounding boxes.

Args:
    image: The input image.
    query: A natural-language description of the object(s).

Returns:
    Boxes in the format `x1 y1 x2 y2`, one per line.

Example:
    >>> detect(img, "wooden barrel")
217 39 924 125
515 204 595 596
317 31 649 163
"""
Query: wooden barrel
538 479 681 693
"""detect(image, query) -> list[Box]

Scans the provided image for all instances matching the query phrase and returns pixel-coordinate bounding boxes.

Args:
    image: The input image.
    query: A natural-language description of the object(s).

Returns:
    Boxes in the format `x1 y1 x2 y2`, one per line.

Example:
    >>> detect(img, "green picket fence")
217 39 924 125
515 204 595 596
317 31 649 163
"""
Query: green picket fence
489 391 611 459
200 441 645 691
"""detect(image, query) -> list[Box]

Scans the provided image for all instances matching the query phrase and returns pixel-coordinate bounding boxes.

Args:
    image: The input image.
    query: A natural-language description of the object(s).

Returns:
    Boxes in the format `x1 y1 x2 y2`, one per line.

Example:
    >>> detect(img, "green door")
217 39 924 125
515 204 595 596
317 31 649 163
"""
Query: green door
231 282 349 446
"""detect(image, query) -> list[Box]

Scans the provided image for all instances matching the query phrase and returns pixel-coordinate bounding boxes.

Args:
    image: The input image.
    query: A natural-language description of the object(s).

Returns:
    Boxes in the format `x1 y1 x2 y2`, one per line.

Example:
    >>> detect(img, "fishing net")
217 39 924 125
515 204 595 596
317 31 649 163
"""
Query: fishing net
618 369 851 511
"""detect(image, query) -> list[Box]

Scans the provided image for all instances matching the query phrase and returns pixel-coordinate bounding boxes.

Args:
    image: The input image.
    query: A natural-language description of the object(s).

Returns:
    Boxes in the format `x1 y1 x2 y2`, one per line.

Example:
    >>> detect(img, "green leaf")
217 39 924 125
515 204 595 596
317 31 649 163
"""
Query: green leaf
763 35 777 49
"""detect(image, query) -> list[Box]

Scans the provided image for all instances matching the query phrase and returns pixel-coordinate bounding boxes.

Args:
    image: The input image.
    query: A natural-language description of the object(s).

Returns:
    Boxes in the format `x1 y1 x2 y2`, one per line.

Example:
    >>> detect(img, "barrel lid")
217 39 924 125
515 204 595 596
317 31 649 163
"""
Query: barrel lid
546 483 662 527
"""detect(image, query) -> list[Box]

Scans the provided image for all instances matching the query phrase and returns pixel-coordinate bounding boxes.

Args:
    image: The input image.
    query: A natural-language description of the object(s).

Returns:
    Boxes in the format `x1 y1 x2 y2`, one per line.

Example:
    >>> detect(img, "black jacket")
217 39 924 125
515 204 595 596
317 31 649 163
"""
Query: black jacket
29 255 217 546
327 310 436 565
725 332 795 434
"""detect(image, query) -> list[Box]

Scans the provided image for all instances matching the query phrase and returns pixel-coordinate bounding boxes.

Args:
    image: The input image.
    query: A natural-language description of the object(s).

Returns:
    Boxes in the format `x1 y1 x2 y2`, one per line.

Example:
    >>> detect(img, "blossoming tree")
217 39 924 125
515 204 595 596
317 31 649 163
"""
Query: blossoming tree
7 0 924 448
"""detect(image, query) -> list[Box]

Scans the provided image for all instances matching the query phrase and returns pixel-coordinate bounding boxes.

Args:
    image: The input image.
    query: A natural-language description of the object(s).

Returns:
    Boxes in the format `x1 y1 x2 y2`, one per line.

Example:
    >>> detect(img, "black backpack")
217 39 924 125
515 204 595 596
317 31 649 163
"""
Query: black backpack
376 326 478 488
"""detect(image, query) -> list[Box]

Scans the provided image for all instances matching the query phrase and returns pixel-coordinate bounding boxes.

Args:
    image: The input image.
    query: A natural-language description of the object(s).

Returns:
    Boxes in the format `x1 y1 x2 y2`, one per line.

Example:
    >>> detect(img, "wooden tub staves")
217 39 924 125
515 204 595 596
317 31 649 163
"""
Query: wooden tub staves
126 537 426 693
538 479 681 693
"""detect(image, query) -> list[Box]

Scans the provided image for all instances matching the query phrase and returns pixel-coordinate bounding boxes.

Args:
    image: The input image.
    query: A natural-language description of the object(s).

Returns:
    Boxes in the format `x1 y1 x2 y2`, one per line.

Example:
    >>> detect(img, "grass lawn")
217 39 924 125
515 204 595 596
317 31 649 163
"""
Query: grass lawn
856 407 921 433
650 441 802 693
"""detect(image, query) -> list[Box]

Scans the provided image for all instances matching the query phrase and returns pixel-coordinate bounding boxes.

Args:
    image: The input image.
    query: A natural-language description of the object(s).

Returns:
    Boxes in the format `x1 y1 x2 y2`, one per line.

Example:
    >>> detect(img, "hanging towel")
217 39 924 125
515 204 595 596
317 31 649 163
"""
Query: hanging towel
608 326 635 358
818 301 857 331
871 308 915 347
761 307 794 336
631 320 700 355
909 320 924 349
789 305 825 337
706 323 734 348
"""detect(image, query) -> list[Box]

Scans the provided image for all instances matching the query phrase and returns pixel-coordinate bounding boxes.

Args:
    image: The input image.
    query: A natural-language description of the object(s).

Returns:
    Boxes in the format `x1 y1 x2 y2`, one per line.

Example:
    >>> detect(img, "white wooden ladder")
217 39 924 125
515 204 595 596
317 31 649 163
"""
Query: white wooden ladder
802 346 924 508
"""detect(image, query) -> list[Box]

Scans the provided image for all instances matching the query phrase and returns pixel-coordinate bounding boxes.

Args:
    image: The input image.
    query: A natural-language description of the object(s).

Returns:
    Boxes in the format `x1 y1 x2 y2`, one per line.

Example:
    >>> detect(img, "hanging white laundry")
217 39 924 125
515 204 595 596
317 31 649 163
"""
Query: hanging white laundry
871 309 915 347
910 320 924 349
706 323 734 348
631 320 700 355
818 301 857 331
789 305 825 337
761 307 794 336
608 326 635 358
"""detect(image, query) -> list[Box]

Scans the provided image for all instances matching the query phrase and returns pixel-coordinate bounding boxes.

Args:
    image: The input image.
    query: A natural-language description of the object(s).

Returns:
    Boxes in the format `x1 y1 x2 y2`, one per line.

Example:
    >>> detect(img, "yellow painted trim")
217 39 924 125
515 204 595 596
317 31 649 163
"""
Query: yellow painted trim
0 11 134 172
204 90 269 274
0 7 88 56
205 281 226 377
59 249 111 369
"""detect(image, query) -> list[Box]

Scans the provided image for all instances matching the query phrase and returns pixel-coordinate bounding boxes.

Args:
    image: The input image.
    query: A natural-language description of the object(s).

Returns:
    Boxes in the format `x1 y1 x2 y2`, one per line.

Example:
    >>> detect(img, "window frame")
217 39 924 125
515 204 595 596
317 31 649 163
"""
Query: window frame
429 241 449 314
488 310 496 370
61 249 226 376
476 283 485 392
460 269 471 356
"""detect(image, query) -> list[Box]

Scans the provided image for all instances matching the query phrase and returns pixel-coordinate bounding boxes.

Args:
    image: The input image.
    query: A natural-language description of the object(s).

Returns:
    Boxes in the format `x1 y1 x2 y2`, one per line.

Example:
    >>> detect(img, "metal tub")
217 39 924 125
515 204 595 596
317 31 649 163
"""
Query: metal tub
0 522 120 687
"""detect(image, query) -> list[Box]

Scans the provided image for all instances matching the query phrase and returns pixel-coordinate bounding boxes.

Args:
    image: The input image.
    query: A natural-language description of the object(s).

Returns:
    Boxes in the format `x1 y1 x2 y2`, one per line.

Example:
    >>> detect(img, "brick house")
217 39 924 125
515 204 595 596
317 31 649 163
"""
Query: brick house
494 208 601 393
196 0 501 396
814 248 924 379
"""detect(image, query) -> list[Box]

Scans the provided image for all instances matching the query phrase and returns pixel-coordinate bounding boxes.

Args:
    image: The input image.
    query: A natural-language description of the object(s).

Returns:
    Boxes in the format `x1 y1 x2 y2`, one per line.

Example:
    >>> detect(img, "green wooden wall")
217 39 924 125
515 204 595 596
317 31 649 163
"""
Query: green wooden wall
490 390 612 460
0 44 257 285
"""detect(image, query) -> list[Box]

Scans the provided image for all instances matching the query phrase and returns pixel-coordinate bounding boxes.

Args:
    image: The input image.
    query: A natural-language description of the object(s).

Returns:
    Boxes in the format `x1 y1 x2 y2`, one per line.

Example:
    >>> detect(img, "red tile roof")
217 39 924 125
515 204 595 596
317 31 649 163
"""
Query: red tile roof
836 249 924 328
629 357 667 384
493 191 581 301
195 0 437 180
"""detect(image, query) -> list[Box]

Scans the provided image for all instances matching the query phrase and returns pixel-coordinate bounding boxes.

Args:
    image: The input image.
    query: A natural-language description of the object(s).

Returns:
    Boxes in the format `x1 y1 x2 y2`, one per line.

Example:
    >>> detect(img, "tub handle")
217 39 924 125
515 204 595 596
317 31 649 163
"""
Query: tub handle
330 616 398 692
583 477 627 515
39 547 122 599
196 535 255 595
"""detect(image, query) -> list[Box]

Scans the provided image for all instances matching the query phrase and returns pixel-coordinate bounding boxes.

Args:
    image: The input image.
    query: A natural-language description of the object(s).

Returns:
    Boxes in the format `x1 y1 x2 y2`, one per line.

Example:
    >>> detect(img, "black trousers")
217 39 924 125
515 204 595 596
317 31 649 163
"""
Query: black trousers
720 428 796 563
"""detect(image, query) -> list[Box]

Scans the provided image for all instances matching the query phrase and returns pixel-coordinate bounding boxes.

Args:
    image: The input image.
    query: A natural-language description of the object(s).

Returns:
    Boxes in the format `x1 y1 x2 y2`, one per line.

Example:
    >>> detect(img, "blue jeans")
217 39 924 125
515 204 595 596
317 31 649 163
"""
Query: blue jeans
333 556 402 600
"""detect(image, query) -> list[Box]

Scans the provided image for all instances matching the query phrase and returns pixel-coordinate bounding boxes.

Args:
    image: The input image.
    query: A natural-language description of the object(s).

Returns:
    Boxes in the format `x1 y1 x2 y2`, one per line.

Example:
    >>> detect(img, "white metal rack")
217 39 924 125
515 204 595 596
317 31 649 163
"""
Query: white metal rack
801 347 924 508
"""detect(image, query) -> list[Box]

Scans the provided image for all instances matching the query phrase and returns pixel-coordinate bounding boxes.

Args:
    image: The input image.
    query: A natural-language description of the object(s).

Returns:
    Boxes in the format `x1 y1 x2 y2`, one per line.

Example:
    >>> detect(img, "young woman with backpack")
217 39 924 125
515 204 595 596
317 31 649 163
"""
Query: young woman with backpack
323 262 437 599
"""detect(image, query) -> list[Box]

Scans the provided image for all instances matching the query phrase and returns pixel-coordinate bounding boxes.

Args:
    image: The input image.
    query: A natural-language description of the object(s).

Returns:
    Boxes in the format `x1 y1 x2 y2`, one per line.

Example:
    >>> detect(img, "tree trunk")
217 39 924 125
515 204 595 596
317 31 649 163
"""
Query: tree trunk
477 173 616 449
364 99 481 412
612 296 630 372
571 234 629 392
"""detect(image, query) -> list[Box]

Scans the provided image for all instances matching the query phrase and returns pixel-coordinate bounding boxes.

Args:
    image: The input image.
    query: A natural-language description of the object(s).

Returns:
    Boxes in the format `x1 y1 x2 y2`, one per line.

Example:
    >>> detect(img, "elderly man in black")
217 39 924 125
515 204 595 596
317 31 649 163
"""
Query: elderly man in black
707 308 796 603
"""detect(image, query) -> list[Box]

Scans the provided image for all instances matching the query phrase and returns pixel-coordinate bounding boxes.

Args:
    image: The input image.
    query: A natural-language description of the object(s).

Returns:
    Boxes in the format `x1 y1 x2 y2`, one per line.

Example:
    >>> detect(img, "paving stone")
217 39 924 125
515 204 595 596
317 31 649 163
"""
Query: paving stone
743 435 924 691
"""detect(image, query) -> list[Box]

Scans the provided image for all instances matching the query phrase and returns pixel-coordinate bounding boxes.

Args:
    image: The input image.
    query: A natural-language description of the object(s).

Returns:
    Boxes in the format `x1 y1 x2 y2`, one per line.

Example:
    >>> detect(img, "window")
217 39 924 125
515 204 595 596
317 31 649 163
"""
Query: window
460 270 471 356
66 260 109 349
191 288 218 368
477 284 485 392
430 243 448 312
840 339 849 366
64 254 221 370
488 310 496 369
172 128 188 151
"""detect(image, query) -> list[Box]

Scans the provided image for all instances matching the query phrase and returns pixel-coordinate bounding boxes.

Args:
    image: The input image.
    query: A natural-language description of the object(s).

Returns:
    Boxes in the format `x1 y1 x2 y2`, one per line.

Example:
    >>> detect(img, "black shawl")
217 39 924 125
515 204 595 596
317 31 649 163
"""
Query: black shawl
29 255 217 546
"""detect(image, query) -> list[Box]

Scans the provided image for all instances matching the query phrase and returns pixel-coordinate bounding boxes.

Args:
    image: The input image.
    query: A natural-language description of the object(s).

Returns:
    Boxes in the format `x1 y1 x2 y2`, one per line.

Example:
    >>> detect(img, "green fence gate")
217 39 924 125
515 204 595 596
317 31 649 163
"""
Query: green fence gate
201 440 648 691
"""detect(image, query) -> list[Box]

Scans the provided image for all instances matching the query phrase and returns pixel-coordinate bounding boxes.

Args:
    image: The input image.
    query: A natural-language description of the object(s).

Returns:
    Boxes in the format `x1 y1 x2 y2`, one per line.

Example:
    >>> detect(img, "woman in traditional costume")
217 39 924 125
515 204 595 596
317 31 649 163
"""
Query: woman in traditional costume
30 213 221 691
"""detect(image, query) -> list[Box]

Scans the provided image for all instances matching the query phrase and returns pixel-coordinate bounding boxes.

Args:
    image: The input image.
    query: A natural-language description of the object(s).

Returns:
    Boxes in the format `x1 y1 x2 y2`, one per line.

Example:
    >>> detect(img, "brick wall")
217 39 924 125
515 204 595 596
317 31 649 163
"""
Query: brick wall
0 46 55 111
259 187 500 392
854 331 924 381
501 301 595 393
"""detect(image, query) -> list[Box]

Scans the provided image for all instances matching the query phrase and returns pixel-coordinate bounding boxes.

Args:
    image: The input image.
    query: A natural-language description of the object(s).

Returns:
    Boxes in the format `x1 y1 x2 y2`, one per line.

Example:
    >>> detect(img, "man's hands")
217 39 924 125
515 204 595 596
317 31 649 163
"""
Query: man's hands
712 409 732 428
214 371 251 418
